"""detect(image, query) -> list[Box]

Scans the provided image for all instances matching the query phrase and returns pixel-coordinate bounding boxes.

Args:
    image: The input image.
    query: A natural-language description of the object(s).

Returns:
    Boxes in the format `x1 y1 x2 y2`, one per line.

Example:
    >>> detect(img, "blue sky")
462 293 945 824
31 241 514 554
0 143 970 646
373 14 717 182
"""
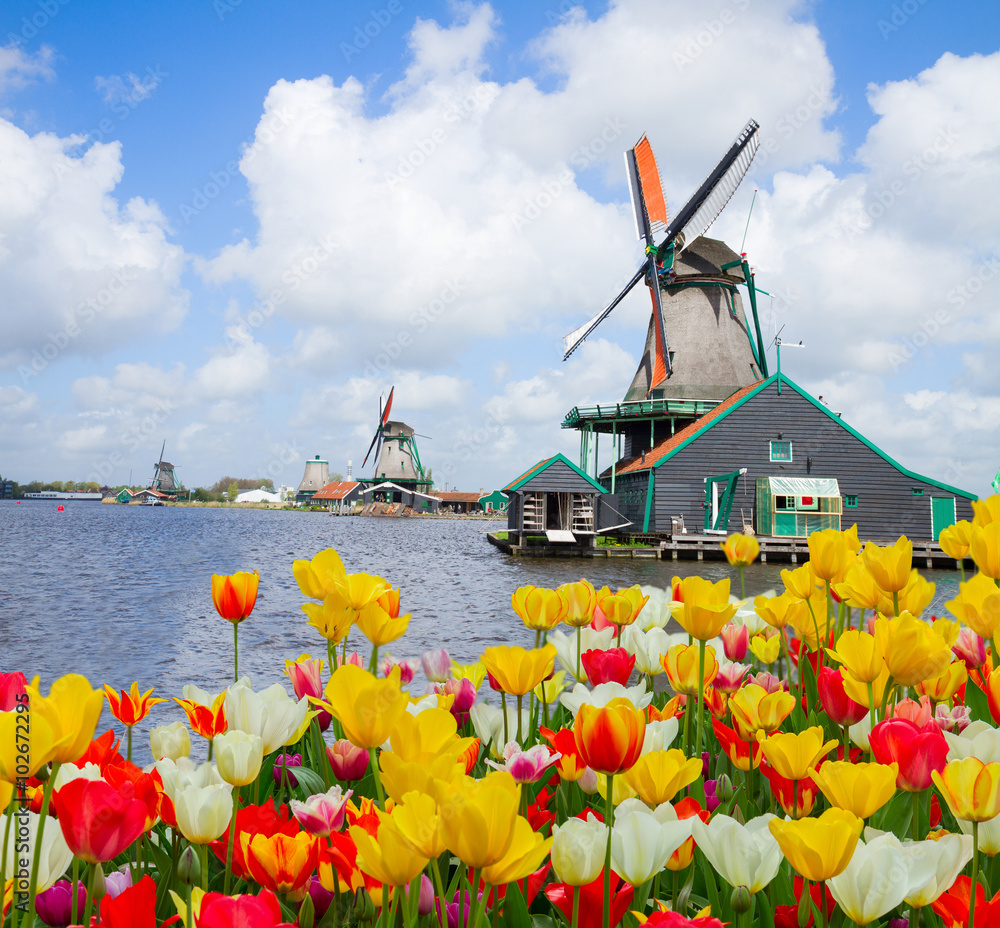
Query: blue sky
1 0 998 495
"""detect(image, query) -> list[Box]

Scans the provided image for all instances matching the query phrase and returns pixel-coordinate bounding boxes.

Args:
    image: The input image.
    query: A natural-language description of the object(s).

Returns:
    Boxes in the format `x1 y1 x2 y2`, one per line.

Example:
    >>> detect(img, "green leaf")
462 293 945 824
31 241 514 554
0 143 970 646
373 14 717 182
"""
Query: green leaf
531 917 557 928
290 765 327 796
966 675 991 723
503 883 531 928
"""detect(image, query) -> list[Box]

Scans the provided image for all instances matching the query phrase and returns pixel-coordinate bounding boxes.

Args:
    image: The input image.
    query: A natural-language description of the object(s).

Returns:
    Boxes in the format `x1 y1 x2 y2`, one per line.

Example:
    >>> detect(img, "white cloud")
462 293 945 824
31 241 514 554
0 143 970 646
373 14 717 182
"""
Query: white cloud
94 69 161 107
0 44 54 93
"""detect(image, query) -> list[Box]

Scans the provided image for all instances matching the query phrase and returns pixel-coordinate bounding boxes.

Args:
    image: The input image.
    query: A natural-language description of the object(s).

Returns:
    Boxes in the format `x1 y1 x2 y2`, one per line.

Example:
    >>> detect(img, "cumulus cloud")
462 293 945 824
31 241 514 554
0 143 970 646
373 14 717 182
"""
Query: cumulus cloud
0 44 54 93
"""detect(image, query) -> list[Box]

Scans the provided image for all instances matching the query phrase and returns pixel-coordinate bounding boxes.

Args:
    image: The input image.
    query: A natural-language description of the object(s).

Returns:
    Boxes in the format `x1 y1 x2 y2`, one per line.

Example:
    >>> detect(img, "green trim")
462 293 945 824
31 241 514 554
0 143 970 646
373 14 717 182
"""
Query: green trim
503 452 607 495
642 469 655 532
647 373 976 500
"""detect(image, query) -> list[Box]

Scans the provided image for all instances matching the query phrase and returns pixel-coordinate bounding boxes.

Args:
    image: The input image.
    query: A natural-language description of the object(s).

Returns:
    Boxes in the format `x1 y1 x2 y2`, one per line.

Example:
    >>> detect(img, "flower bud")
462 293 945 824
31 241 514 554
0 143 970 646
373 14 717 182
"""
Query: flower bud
353 887 376 921
297 891 315 928
715 773 734 802
731 885 752 914
797 883 812 927
89 862 106 901
178 846 201 885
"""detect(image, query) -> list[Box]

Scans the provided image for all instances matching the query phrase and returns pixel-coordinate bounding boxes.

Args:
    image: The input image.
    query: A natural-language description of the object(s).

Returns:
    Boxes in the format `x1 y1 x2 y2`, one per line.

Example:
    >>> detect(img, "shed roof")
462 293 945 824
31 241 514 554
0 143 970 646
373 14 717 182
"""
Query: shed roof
437 492 482 503
311 481 361 501
503 452 607 495
603 373 977 499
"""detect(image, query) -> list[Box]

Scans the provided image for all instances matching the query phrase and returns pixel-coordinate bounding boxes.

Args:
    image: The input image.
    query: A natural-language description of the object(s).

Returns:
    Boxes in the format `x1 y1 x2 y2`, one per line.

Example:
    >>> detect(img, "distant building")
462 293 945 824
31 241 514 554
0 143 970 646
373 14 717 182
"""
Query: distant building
1 482 14 499
296 455 330 503
235 488 284 505
362 481 441 513
437 491 483 513
478 490 508 512
311 480 362 513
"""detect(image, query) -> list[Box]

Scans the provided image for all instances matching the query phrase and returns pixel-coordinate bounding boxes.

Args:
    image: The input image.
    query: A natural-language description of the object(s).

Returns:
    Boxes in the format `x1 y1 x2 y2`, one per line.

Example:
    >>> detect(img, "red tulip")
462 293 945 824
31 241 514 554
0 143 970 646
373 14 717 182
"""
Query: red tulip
99 874 180 928
817 667 868 727
545 871 634 928
326 740 370 781
74 730 125 773
931 875 1000 928
55 778 147 864
581 648 636 686
640 911 725 928
0 672 27 711
210 800 299 880
103 762 164 833
760 761 822 818
711 717 762 772
197 888 296 928
868 717 948 792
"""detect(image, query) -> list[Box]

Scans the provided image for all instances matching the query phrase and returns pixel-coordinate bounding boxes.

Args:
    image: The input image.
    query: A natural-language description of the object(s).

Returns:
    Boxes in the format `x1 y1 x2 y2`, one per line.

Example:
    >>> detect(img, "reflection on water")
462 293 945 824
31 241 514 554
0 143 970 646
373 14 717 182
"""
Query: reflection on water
0 502 964 748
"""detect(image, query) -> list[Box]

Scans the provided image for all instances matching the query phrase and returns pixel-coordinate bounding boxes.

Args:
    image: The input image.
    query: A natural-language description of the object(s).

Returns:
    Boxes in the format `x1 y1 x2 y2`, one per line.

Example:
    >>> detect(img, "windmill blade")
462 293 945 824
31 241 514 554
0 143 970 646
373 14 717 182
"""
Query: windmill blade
382 386 394 425
562 264 646 360
657 119 760 255
648 253 672 377
626 136 669 242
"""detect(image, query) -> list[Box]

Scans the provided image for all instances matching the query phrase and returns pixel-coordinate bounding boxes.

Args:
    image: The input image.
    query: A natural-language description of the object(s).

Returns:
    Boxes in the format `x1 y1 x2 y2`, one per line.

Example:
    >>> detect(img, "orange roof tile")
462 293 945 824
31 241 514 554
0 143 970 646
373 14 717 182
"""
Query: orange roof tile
606 382 763 477
502 456 554 493
437 492 482 503
311 481 361 500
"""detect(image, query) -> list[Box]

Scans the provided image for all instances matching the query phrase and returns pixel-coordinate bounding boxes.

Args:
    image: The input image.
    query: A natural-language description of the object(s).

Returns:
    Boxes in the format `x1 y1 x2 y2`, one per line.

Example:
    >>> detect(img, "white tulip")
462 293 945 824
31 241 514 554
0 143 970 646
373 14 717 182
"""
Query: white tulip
225 678 310 754
550 817 609 886
637 586 672 629
551 627 616 682
900 833 974 907
406 694 439 715
944 720 1000 764
174 783 234 844
559 681 652 716
181 684 219 706
611 801 692 886
849 714 873 750
3 811 73 892
150 721 192 761
956 809 1000 854
51 761 103 790
827 834 936 926
690 814 781 892
640 719 679 755
622 626 672 675
154 757 224 801
732 597 771 635
213 730 264 787
468 702 531 756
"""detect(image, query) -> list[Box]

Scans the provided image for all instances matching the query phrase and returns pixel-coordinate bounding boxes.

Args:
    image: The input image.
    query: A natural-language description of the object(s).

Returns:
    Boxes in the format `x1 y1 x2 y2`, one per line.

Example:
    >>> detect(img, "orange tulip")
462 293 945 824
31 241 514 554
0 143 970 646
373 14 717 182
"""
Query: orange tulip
573 697 645 775
932 757 1000 822
729 683 796 738
511 586 567 631
721 533 760 568
242 831 319 894
103 682 168 726
662 644 717 696
211 570 259 623
174 692 228 740
595 586 649 628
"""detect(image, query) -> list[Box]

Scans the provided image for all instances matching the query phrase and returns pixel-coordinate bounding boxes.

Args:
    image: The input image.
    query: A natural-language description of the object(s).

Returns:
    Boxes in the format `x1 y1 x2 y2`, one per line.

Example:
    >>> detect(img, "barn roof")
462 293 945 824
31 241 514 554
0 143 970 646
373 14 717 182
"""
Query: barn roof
503 452 607 495
437 492 482 503
604 373 977 499
311 481 360 501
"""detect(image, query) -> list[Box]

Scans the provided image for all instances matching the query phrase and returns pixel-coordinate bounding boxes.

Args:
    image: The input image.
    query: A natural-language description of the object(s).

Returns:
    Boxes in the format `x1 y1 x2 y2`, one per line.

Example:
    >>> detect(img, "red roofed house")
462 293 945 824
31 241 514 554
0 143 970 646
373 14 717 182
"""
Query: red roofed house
310 480 362 513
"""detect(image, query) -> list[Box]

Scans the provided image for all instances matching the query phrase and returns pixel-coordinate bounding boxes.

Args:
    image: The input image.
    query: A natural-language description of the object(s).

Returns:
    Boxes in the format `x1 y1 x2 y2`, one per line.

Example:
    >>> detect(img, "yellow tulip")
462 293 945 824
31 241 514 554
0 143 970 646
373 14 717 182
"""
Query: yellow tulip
754 591 808 630
939 520 973 560
972 495 1000 528
748 634 780 665
380 754 464 804
861 537 912 594
558 580 598 628
809 761 898 819
842 663 892 709
768 808 863 882
721 533 760 567
669 577 738 640
833 562 885 611
662 644 717 696
879 569 935 618
301 596 354 643
351 818 429 887
533 670 568 705
808 528 857 582
788 591 831 651
355 586 410 646
26 674 105 765
0 701 58 780
512 586 568 631
931 617 961 648
758 727 837 781
623 749 702 805
451 661 486 690
481 644 556 696
932 757 1000 822
781 563 821 600
292 547 347 600
915 661 968 703
729 683 796 738
388 708 471 765
391 791 447 858
337 571 389 610
596 585 649 628
592 771 638 805
826 627 887 684
438 772 520 868
945 573 1000 641
878 613 952 687
481 816 553 886
971 523 1000 580
317 664 408 750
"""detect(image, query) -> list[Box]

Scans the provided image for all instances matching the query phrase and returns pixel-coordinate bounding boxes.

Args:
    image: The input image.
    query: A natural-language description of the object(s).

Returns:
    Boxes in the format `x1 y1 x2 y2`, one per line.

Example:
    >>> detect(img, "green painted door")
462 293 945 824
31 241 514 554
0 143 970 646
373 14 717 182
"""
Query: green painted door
704 471 741 532
931 496 956 540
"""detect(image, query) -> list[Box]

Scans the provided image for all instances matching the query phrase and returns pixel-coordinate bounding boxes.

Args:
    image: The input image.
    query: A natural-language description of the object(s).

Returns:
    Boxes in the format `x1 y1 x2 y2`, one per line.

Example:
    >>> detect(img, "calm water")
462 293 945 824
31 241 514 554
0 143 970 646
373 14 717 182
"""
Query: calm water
0 501 964 753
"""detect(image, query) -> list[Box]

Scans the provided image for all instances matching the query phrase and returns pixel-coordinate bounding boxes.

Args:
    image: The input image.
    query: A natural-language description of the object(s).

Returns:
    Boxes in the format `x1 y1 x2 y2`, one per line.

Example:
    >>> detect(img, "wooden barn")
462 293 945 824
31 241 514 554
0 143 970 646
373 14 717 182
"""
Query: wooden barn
503 454 628 545
601 372 976 540
311 480 362 513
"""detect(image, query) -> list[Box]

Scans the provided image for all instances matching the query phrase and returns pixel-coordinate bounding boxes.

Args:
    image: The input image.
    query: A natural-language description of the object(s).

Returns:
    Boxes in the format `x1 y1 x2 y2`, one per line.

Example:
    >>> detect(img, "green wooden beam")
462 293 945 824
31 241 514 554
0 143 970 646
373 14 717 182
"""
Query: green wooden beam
642 469 655 533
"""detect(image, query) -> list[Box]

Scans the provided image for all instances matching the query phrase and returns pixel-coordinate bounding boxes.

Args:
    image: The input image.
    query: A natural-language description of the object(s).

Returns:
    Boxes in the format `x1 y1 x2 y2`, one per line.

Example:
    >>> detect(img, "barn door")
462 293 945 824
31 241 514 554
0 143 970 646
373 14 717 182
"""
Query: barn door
931 496 956 540
704 471 741 533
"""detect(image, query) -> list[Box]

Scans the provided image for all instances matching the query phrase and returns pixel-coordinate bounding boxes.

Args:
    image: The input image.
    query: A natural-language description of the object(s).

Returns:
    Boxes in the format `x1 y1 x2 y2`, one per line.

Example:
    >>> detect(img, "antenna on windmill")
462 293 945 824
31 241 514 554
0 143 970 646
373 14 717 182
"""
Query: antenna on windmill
562 118 761 365
773 332 805 395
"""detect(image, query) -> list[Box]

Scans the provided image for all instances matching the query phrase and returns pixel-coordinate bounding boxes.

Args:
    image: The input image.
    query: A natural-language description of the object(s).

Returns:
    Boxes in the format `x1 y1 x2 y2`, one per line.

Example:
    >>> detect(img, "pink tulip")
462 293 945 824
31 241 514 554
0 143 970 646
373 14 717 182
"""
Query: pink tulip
381 655 419 686
750 671 783 694
326 740 370 781
421 649 452 683
721 624 749 662
336 651 364 669
893 695 933 728
290 786 353 836
284 655 331 730
934 703 971 733
104 867 133 899
435 677 477 725
714 663 750 694
486 743 561 784
405 875 435 916
953 628 988 670
35 880 87 927
272 753 302 788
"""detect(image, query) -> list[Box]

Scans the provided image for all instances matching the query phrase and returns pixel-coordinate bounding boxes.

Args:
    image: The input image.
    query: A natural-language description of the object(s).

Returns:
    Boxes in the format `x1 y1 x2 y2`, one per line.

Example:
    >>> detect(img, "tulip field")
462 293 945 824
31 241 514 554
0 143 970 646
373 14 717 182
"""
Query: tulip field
3 498 1000 928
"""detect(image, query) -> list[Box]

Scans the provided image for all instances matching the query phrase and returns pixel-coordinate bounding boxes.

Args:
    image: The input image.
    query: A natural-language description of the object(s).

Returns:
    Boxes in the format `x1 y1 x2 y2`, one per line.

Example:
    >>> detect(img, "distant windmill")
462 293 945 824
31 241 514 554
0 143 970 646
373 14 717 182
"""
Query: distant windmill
562 119 768 403
362 387 430 490
150 441 180 493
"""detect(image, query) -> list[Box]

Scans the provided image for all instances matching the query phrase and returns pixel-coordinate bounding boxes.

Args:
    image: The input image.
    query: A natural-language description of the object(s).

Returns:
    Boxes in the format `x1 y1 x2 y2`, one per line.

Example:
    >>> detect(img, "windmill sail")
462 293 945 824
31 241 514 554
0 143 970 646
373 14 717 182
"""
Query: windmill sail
562 265 646 360
627 135 669 240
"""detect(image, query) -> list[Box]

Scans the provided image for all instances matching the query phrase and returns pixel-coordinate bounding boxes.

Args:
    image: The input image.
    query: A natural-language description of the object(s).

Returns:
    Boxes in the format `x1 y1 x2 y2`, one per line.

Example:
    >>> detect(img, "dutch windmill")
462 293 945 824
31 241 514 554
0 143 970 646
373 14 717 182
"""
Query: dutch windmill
150 441 180 494
562 118 769 404
362 387 431 492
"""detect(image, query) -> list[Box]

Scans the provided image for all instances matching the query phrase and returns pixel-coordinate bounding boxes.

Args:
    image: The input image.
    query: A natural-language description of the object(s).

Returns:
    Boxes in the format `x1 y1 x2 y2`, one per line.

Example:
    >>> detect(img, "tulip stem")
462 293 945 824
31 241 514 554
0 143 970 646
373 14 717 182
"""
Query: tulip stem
738 565 746 600
867 681 876 728
81 863 98 928
71 856 80 925
25 760 59 926
430 857 448 928
816 882 827 928
695 639 707 759
201 843 208 892
501 692 509 748
576 626 582 682
312 718 330 790
970 820 980 928
224 787 238 895
185 882 192 928
879 677 896 722
127 724 133 763
516 695 523 745
233 621 239 682
912 790 921 841
571 885 581 928
603 773 614 928
368 748 385 807
0 802 13 926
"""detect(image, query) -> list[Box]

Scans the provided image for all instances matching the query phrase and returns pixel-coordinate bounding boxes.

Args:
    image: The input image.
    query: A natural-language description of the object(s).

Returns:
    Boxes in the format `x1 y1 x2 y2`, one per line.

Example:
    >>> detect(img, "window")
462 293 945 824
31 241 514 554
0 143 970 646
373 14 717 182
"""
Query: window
774 495 794 511
770 440 792 462
912 487 925 496
845 495 858 508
